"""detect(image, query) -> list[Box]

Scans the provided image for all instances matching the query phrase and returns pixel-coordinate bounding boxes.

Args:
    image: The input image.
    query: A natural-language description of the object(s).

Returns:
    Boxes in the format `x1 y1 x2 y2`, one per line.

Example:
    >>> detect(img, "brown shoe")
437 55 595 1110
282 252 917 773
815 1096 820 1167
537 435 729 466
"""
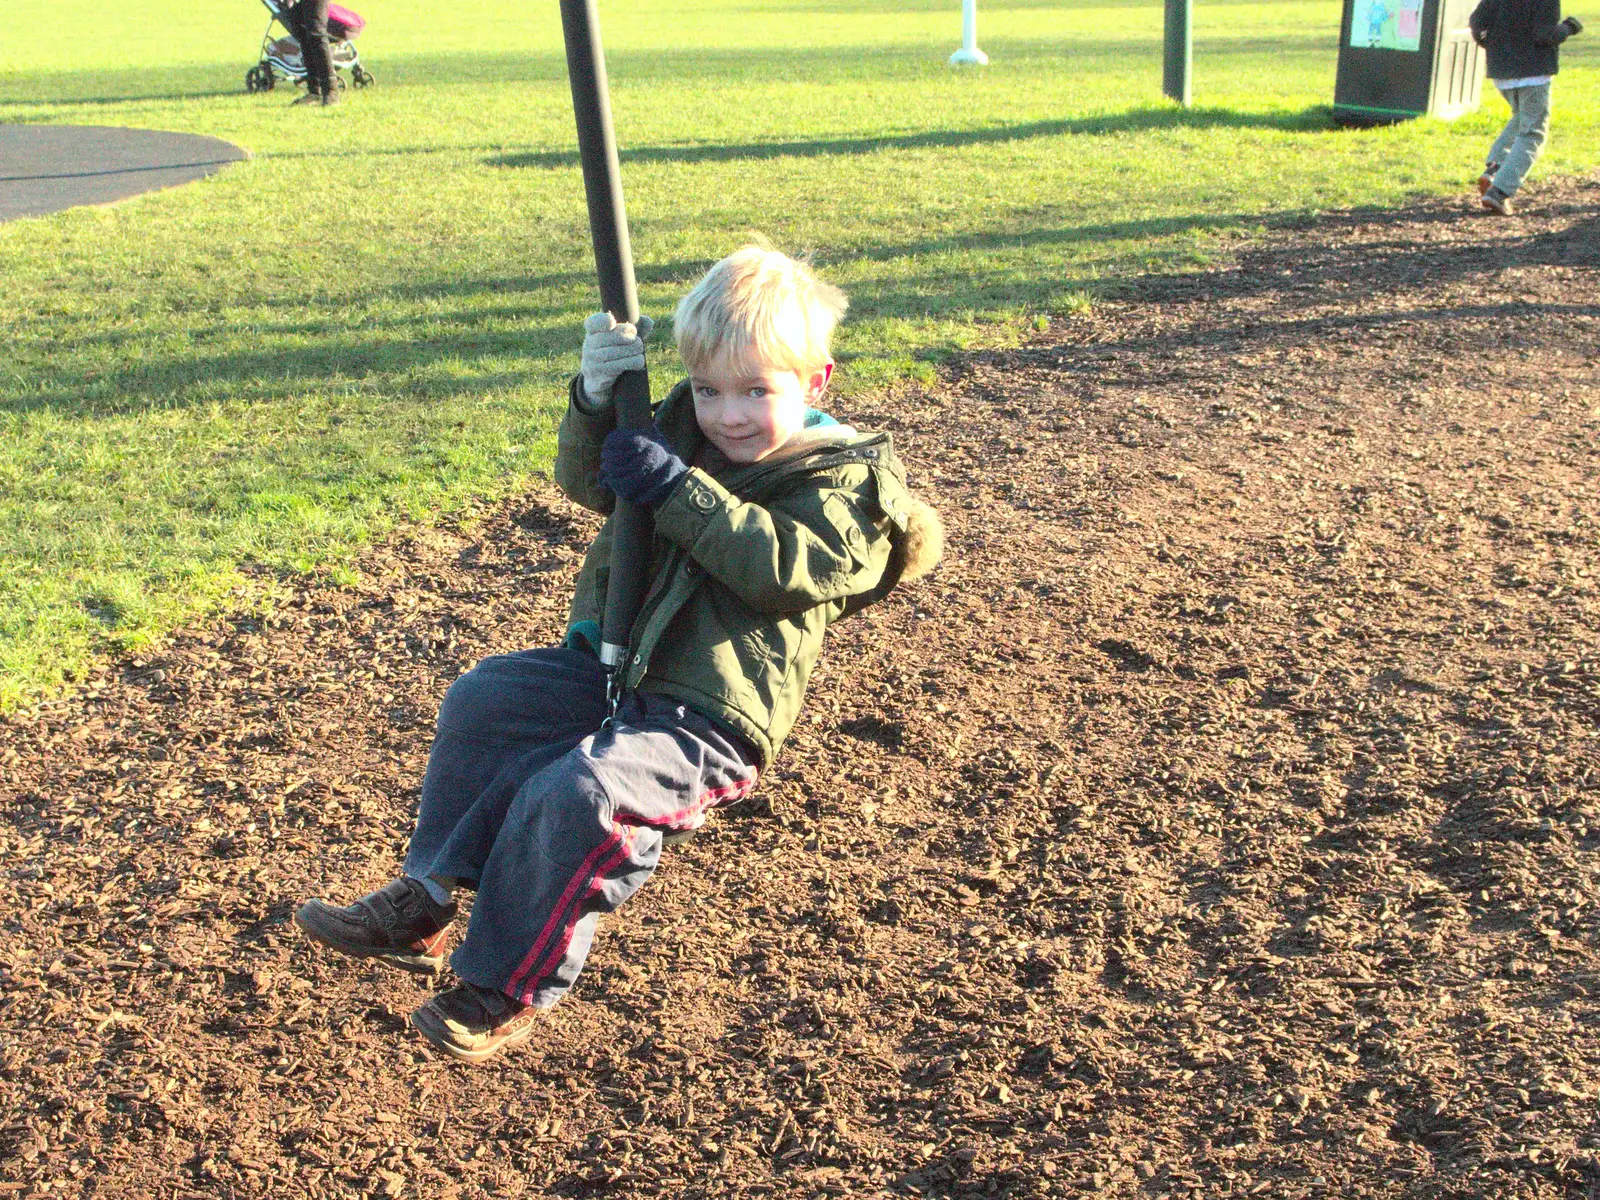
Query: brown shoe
1481 189 1514 216
410 982 540 1064
294 877 456 975
1477 165 1498 195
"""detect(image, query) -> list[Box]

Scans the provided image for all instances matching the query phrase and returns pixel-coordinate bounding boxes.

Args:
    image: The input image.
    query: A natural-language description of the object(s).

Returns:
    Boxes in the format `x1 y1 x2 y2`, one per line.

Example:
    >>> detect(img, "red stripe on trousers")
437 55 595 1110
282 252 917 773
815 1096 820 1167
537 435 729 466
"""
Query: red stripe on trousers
616 775 757 830
512 829 636 1006
505 774 755 1001
507 825 626 995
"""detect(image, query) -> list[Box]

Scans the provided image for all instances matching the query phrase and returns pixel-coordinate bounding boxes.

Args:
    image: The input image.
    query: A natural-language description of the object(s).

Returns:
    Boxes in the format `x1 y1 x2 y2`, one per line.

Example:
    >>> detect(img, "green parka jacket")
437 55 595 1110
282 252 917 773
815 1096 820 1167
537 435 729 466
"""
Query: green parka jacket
554 378 941 767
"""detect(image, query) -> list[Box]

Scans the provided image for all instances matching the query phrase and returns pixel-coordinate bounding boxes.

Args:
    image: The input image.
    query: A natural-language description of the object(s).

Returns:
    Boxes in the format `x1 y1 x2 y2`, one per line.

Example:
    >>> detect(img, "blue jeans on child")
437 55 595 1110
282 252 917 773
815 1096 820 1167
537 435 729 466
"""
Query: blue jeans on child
402 648 758 1008
1486 82 1551 199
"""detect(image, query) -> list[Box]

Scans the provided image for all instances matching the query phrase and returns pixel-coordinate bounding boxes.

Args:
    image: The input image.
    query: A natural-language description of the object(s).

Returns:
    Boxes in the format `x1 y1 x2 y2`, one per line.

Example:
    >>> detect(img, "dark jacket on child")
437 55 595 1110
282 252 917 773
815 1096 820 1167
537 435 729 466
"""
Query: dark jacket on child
1470 0 1576 78
555 378 942 768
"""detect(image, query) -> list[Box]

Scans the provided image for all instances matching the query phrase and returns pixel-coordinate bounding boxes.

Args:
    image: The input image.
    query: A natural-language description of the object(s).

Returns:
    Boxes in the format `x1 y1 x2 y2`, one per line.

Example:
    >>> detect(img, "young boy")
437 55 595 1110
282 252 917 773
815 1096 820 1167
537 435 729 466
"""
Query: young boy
1469 0 1583 215
294 246 941 1063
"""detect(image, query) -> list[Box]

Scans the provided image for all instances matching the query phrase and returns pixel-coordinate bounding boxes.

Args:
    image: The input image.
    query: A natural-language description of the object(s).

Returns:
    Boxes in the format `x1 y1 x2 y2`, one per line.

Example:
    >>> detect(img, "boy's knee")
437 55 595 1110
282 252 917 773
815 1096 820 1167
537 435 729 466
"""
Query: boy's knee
436 662 504 733
437 649 606 737
529 766 614 859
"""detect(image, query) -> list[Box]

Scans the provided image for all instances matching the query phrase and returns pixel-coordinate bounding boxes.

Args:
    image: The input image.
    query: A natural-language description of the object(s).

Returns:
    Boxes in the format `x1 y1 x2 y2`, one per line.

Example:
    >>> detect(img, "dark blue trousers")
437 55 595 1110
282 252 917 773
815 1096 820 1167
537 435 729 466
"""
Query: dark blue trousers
402 649 758 1008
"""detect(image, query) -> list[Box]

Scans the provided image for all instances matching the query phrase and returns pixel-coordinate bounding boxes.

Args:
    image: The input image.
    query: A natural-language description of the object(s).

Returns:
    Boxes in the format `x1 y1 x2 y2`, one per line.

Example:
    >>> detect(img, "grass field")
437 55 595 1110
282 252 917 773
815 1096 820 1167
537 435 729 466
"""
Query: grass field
2 0 1597 708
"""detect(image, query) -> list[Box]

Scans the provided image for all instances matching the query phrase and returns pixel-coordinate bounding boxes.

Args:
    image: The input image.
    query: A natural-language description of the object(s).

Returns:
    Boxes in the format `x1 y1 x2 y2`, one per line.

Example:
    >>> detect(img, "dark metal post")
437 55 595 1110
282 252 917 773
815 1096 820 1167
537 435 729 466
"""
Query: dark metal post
1164 0 1193 107
559 0 654 700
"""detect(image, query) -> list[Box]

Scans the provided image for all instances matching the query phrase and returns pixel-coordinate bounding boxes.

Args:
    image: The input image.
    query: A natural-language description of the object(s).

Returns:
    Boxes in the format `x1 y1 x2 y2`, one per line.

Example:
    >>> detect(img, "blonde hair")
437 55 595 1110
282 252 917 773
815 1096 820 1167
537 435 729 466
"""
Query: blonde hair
674 245 848 376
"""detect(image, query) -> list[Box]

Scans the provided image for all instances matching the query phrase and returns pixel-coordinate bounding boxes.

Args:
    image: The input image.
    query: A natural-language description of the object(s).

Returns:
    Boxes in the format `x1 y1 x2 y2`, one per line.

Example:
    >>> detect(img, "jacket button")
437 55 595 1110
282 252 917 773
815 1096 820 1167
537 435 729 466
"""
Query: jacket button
694 492 716 510
632 654 642 665
865 448 878 459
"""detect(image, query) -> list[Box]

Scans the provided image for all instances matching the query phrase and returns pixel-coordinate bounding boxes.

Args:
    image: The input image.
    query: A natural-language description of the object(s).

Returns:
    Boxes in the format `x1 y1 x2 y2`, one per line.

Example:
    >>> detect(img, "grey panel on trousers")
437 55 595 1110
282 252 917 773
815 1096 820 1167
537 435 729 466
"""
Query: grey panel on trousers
0 124 248 222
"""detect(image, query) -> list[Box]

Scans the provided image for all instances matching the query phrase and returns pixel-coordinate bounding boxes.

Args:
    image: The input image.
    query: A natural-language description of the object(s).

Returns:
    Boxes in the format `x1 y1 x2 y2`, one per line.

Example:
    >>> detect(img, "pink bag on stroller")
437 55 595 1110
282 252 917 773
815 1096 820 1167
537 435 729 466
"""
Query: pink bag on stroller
327 3 366 40
246 0 374 93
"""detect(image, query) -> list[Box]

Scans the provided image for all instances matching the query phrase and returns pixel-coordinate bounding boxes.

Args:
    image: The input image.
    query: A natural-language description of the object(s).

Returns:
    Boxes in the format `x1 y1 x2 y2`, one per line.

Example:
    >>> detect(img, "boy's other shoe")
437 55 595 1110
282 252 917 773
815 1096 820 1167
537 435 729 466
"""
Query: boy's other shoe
1481 188 1514 216
294 877 456 974
410 982 539 1064
1477 165 1499 195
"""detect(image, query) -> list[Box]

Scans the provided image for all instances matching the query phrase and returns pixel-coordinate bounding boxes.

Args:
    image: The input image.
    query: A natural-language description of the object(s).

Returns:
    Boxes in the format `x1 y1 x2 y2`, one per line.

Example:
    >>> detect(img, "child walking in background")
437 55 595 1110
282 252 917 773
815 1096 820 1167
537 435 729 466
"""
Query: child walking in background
1469 0 1584 214
294 247 941 1063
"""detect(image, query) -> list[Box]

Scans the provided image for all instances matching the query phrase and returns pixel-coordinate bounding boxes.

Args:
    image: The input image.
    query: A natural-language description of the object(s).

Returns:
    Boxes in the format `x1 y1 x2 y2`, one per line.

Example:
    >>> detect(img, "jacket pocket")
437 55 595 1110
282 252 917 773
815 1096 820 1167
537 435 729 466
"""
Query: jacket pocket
821 493 883 575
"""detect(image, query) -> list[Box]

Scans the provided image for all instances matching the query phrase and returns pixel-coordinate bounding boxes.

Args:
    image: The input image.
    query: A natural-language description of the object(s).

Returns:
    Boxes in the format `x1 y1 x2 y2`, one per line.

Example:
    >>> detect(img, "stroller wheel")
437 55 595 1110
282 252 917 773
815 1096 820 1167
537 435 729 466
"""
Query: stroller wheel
351 65 374 88
245 64 275 93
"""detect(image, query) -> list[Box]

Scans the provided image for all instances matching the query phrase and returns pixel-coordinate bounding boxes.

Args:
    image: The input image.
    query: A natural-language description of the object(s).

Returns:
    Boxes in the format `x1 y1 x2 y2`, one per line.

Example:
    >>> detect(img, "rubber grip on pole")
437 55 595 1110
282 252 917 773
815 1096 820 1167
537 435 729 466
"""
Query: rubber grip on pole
599 368 654 658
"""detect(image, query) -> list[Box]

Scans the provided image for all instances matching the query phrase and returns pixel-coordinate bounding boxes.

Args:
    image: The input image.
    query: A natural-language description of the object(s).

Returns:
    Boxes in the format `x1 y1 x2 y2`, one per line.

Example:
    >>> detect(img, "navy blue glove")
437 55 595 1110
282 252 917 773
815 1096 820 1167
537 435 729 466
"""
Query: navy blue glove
599 428 689 507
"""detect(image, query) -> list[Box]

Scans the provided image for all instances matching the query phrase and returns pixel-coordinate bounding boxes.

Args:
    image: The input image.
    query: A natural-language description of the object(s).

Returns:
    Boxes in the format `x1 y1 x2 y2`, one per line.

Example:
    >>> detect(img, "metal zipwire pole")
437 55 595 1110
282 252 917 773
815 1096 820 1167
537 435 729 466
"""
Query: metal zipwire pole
559 0 655 713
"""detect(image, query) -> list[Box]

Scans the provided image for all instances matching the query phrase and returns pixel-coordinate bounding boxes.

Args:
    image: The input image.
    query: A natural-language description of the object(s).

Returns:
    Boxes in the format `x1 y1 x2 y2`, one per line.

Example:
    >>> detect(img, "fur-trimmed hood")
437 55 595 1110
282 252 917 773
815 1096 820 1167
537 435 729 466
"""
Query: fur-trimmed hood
888 493 944 586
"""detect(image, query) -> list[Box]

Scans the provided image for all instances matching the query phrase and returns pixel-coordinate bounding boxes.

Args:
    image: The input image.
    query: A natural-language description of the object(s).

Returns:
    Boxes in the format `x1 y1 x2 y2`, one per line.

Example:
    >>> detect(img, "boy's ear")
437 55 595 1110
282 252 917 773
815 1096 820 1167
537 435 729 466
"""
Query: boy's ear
810 360 834 398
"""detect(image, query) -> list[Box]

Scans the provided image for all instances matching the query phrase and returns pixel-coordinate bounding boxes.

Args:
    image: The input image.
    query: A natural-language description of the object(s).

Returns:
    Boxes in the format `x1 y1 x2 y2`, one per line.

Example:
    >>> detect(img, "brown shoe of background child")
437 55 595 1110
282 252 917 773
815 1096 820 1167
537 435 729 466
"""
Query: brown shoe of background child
410 982 540 1064
1481 189 1514 216
294 877 456 975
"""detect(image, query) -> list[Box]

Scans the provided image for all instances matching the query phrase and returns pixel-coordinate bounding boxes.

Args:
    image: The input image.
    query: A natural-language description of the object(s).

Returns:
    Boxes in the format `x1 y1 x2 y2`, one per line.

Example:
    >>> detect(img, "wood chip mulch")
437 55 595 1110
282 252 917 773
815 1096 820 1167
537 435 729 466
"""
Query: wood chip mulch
2 174 1598 1200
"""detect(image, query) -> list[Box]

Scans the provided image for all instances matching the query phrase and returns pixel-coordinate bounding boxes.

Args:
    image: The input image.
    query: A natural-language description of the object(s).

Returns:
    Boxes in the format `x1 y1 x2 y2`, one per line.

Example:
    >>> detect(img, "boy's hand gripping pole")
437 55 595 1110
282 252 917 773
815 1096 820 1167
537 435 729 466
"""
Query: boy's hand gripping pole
560 0 653 715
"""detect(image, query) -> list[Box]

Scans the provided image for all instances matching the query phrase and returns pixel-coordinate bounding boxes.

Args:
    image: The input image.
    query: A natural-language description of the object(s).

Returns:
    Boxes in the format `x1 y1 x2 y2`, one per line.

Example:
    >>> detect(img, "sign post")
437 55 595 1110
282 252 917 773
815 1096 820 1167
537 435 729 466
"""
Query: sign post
948 0 988 65
1163 0 1192 106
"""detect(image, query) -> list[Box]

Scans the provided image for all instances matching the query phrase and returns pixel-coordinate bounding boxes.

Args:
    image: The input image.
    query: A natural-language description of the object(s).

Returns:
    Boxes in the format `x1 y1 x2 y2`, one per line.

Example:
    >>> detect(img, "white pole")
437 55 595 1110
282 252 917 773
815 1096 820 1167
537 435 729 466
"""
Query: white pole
948 0 989 65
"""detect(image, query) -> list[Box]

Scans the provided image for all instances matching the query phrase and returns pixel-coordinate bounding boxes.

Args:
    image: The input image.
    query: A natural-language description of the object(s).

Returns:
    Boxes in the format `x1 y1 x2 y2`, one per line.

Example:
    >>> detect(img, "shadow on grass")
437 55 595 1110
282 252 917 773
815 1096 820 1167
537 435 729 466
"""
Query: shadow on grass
6 210 1253 420
24 188 1587 423
1 36 1337 106
488 105 1336 170
0 61 259 107
841 211 1246 263
0 45 922 107
57 260 712 356
0 87 246 108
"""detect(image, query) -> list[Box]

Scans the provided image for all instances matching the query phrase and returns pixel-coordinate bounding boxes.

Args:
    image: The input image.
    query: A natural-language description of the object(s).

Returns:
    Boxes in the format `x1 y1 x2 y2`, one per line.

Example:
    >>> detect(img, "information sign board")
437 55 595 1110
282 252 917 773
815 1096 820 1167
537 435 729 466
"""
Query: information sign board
1348 0 1425 50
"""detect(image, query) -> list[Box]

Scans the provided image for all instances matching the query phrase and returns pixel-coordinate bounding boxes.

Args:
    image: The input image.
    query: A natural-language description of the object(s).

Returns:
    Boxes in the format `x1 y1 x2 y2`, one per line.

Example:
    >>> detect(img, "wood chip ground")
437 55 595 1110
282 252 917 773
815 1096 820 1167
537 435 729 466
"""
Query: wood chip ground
2 175 1597 1200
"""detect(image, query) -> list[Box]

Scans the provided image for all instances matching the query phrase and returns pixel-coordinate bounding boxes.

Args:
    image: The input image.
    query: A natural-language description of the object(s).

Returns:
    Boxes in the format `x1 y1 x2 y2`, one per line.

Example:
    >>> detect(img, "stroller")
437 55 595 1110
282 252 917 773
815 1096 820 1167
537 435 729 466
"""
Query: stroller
245 0 373 94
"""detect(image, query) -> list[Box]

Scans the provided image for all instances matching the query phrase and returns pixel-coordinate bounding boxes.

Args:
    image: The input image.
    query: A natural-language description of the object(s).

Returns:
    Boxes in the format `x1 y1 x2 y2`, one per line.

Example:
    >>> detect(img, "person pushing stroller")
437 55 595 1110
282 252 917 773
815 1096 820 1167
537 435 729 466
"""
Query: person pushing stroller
283 0 340 106
294 246 943 1063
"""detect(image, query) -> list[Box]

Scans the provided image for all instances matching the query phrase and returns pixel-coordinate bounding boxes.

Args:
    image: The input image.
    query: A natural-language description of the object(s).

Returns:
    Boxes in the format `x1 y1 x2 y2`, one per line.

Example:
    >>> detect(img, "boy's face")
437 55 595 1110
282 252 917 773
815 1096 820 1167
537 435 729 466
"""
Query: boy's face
689 354 832 464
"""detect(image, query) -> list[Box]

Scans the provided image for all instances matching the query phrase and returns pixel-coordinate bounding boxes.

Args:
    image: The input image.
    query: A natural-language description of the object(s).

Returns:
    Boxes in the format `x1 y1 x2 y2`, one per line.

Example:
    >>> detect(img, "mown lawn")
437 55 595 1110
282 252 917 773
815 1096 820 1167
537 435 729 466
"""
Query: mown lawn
2 0 1596 707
